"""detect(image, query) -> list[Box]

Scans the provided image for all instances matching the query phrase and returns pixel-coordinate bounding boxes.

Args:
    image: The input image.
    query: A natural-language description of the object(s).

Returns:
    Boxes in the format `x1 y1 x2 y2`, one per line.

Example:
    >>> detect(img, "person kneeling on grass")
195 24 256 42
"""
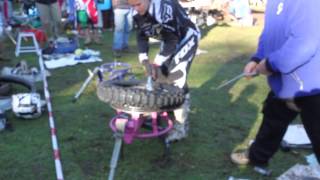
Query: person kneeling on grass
128 0 201 143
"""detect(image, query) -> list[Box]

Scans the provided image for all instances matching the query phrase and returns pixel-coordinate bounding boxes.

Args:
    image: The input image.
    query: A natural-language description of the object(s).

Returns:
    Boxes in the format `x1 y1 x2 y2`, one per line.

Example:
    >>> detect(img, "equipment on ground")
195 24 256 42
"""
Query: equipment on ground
12 92 42 119
97 71 185 180
0 109 6 131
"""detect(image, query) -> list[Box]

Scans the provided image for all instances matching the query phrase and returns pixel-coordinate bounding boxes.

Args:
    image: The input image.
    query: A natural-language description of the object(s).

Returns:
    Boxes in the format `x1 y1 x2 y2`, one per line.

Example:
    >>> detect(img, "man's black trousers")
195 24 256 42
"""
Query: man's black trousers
249 91 320 165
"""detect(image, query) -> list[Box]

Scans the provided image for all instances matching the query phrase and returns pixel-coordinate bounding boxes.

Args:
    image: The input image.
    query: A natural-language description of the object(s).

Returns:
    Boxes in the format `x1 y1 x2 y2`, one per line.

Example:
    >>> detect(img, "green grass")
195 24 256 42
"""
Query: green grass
0 24 309 180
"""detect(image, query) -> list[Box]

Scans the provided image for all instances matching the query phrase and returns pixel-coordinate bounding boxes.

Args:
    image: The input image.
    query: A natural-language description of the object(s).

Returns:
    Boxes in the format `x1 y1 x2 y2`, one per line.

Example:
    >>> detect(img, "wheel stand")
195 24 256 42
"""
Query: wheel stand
108 110 173 180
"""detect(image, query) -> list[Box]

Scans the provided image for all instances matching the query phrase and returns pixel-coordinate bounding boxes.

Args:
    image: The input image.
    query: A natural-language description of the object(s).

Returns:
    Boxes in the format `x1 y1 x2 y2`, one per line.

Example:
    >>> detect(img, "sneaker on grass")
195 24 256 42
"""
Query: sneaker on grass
230 150 250 165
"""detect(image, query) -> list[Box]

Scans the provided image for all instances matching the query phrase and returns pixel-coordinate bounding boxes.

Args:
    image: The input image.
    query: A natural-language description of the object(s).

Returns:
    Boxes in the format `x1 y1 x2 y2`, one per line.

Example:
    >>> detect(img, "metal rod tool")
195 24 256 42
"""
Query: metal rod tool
215 72 258 90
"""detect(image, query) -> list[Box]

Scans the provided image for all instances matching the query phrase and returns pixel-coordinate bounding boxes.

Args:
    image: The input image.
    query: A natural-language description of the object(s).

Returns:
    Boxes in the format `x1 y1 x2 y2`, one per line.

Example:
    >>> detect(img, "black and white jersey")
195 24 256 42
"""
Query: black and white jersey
134 0 198 63
133 0 201 90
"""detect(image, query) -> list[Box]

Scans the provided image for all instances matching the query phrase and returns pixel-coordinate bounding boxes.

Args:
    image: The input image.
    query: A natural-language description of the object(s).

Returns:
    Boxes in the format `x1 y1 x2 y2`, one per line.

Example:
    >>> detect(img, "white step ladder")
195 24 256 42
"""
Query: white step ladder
15 32 41 57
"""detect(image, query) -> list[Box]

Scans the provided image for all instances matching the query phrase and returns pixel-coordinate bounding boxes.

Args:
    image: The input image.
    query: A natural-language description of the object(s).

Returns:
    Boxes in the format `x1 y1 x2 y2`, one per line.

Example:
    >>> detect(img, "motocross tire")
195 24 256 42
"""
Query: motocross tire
97 79 186 112
0 75 35 95
0 83 11 96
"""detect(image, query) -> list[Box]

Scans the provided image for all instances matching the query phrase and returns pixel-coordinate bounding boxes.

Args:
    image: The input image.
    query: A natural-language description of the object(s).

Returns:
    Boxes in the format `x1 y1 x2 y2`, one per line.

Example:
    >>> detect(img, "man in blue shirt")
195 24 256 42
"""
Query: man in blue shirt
231 0 320 166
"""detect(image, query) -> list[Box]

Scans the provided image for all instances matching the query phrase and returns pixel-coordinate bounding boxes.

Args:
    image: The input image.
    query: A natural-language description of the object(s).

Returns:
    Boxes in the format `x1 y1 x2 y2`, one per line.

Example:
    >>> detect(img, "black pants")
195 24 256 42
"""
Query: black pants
249 91 320 165
101 9 114 29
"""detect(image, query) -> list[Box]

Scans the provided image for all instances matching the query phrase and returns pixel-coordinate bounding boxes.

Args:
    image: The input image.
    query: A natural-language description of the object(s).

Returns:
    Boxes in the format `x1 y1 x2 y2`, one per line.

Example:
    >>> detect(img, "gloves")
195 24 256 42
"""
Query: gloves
141 60 173 84
141 60 160 80
141 60 151 75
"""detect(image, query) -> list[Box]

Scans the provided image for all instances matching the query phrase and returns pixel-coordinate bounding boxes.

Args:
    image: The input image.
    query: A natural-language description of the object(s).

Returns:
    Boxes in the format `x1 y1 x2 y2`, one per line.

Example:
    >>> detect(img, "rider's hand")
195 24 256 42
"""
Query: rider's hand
141 60 158 80
142 59 151 74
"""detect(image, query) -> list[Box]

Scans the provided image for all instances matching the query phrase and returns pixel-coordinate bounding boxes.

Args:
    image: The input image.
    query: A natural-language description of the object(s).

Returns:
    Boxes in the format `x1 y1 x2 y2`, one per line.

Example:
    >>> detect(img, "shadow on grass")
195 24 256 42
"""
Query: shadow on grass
198 22 231 41
184 54 262 178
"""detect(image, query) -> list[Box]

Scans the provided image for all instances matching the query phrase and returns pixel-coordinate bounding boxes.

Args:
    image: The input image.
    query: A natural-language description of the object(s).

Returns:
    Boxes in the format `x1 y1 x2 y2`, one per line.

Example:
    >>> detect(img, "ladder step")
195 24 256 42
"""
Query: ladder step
15 32 41 57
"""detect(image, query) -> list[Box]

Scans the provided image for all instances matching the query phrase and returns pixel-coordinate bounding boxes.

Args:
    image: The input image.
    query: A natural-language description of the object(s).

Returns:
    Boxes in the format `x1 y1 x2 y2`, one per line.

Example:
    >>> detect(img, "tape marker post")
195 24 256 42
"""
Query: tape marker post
38 55 64 180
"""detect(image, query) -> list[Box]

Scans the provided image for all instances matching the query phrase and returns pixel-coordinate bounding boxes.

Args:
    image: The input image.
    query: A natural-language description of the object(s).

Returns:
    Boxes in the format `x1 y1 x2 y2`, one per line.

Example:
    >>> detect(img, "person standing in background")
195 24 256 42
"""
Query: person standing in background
94 0 103 33
0 6 5 60
97 0 113 30
228 0 254 26
0 3 10 60
112 0 132 58
75 0 101 45
36 0 62 40
0 0 13 26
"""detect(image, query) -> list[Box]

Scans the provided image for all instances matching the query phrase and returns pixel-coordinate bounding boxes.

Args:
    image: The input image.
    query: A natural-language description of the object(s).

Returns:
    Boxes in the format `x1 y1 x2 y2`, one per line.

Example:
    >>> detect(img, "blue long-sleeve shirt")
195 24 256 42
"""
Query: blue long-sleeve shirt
253 0 320 98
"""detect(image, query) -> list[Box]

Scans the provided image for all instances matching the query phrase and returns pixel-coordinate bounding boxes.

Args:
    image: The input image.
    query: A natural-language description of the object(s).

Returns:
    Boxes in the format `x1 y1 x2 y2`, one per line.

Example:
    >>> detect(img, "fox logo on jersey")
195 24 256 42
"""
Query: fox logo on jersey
162 3 173 23
174 36 196 64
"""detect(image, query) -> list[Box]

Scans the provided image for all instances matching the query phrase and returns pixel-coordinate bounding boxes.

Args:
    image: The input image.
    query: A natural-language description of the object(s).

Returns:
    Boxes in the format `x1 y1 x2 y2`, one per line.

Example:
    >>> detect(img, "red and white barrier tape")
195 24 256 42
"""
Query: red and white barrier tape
38 55 64 180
